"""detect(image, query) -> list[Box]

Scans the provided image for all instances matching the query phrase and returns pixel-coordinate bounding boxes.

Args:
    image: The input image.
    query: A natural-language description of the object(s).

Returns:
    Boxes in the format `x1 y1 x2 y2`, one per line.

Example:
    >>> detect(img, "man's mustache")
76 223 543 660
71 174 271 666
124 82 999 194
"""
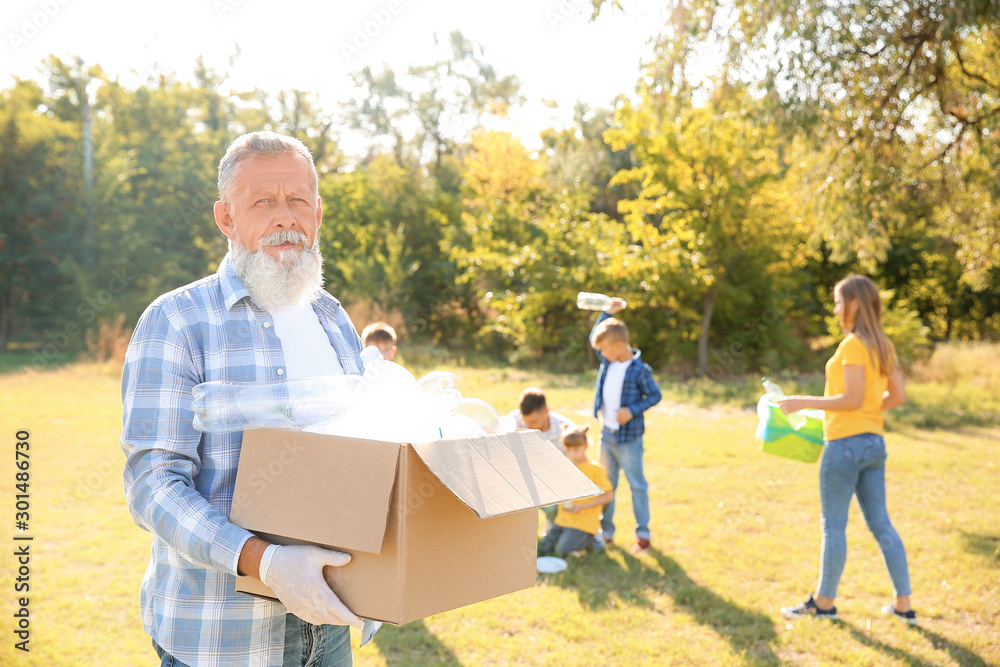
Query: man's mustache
259 230 310 247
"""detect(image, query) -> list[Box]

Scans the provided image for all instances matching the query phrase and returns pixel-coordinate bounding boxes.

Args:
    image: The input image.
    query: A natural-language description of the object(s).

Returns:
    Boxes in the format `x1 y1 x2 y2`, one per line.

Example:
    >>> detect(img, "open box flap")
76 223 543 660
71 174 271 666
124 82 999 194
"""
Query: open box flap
232 429 400 554
411 430 601 519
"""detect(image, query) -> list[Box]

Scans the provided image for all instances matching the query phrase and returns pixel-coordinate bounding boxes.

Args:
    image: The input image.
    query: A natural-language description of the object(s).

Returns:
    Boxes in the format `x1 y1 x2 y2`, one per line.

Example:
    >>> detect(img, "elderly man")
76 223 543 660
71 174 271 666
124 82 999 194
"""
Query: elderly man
121 132 363 666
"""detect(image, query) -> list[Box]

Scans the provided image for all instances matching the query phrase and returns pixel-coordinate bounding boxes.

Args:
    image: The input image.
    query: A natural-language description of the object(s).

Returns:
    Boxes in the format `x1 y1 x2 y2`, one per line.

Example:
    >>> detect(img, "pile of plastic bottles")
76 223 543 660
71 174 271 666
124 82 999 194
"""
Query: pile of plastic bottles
191 347 516 442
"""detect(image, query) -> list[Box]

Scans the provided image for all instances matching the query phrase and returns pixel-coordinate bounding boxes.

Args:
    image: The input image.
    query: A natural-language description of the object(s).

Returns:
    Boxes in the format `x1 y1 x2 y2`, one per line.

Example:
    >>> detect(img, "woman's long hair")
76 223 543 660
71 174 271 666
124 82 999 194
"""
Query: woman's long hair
836 275 897 376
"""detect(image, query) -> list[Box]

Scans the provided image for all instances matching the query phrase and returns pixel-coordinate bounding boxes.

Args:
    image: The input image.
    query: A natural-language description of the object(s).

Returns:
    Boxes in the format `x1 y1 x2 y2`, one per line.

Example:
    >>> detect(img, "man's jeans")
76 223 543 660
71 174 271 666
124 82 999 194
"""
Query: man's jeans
282 615 352 667
600 427 651 541
817 433 912 599
153 615 352 667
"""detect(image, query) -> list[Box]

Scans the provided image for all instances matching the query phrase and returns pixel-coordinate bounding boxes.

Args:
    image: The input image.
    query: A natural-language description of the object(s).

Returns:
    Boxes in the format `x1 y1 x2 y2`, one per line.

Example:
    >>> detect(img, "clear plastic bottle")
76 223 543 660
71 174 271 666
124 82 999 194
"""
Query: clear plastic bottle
416 370 461 416
576 292 627 311
191 347 513 441
191 347 392 433
761 377 806 430
191 375 365 433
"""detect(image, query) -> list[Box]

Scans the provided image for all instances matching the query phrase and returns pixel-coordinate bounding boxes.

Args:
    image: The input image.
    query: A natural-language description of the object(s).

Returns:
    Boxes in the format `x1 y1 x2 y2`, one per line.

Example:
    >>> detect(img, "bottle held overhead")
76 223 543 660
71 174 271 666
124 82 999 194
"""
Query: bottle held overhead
576 292 626 311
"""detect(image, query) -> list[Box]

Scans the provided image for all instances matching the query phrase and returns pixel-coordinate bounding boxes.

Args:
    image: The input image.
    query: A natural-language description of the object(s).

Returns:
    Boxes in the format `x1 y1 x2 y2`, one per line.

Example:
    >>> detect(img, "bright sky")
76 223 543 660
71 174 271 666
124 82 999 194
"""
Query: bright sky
3 0 672 151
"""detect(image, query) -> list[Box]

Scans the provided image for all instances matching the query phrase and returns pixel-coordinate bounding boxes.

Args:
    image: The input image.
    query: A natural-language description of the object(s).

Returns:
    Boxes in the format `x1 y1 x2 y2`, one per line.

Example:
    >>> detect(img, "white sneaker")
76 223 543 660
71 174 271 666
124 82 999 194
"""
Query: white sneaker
781 596 837 620
881 604 917 625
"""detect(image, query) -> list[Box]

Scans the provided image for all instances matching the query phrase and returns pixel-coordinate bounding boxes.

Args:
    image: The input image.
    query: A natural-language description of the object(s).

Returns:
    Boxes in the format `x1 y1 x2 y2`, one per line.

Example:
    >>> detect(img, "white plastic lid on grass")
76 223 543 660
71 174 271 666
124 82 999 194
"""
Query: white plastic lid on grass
536 556 567 574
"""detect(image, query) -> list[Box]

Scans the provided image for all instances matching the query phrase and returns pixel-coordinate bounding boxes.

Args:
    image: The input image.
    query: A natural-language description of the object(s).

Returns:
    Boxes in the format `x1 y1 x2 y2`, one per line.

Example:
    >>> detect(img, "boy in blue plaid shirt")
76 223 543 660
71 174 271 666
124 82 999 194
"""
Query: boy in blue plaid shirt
589 297 662 554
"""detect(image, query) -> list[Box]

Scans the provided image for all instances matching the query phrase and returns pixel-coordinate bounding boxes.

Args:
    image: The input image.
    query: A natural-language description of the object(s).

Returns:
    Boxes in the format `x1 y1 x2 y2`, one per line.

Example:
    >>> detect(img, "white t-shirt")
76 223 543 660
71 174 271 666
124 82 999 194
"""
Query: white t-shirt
601 359 633 431
509 409 576 452
268 303 344 379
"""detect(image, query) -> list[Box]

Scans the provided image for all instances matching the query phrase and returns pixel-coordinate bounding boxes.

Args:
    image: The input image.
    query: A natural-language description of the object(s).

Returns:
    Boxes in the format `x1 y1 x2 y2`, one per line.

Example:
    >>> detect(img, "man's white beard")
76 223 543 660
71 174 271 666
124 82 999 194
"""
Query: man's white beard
229 229 325 310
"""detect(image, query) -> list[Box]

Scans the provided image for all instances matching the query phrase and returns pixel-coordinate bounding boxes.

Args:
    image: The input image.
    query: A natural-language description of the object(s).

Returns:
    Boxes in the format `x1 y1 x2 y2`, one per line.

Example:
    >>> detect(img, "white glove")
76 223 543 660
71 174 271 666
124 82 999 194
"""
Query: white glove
261 545 362 628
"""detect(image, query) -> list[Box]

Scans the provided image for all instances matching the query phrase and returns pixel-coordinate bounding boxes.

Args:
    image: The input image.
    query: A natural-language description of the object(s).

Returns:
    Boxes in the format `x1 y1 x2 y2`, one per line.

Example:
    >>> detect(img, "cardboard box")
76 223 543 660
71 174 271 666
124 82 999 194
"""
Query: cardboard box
230 429 600 624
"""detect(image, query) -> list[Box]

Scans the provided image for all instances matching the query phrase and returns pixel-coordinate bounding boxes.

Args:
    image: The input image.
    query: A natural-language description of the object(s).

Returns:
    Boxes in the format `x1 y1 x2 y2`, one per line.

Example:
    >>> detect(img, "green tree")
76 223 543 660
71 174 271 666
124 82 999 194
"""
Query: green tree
319 154 463 343
540 100 639 222
344 30 522 171
90 75 225 316
603 0 1000 291
0 79 82 350
449 127 628 363
606 73 804 375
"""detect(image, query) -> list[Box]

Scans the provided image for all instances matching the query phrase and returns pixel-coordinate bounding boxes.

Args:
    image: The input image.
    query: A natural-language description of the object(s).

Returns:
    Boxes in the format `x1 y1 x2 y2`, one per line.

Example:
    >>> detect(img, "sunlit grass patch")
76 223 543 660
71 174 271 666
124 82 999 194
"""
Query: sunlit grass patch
1 360 997 666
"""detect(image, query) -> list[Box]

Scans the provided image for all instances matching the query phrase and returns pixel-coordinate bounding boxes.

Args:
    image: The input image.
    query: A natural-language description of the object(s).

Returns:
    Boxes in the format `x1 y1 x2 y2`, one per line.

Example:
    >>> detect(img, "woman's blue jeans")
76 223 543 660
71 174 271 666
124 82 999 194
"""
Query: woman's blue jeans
817 433 912 598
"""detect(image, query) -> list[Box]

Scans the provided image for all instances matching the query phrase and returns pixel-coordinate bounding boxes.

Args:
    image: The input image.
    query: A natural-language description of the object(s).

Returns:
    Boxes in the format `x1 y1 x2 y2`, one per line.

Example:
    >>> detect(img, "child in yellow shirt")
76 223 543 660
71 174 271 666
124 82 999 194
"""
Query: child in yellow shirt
538 426 614 557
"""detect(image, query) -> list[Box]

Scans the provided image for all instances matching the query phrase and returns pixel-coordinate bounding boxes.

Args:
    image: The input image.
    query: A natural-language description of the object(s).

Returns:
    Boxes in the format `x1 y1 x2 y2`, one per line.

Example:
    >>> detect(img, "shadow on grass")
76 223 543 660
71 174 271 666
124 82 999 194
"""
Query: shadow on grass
916 626 991 667
372 619 462 667
841 621 935 666
958 531 1000 563
842 621 990 667
547 546 780 665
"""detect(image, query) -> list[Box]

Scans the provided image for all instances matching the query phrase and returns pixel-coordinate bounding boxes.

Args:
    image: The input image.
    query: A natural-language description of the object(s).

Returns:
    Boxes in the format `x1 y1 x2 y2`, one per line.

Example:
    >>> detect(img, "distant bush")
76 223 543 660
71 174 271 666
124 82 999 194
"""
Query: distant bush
891 341 1000 430
85 315 131 366
910 341 1000 391
881 292 932 367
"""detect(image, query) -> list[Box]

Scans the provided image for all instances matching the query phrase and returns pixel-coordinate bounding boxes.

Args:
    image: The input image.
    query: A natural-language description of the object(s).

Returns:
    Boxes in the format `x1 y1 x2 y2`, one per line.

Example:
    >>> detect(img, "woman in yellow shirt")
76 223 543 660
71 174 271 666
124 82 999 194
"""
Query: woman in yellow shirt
776 275 916 625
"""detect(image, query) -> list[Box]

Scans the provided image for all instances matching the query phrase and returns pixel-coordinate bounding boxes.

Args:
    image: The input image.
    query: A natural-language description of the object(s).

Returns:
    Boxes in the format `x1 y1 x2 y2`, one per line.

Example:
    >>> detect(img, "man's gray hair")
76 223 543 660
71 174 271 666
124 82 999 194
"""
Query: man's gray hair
217 131 318 204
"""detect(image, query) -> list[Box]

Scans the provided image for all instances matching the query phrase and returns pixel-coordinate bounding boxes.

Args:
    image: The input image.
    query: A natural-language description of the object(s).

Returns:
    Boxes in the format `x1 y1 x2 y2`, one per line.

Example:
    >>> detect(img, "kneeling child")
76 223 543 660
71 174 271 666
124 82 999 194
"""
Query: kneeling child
538 426 614 557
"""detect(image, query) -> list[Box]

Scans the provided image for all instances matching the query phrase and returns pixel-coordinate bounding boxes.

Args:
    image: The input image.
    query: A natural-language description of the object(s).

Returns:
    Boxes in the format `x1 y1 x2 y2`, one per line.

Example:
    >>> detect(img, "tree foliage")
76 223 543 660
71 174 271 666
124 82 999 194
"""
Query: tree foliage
0 79 82 349
604 0 1000 289
2 18 998 372
606 69 812 374
450 128 628 362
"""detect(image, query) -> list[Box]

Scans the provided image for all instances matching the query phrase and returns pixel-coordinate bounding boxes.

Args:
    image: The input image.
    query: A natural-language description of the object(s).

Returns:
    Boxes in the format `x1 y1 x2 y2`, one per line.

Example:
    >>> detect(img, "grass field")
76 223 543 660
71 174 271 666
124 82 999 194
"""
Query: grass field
0 356 997 666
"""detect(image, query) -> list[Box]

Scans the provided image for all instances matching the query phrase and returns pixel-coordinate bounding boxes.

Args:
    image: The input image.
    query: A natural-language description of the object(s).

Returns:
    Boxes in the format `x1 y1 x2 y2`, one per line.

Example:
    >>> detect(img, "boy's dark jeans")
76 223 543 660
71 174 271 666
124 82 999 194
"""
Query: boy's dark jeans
538 525 594 557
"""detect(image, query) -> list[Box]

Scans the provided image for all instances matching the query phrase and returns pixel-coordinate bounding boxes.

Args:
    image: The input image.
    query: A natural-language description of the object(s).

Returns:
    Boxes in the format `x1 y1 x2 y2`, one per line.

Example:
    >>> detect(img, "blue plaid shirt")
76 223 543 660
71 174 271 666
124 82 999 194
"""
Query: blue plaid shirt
120 255 364 667
591 311 662 443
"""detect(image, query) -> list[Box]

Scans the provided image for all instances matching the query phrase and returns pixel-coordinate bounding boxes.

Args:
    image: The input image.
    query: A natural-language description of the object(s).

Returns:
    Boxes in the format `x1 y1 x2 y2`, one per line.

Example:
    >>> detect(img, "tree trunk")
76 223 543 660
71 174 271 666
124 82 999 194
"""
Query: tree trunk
697 285 719 377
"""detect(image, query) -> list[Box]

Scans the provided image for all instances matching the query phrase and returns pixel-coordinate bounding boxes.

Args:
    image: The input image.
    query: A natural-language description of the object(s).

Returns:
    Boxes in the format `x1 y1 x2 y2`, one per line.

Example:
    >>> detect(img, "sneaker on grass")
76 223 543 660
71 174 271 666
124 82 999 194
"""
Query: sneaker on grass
781 596 837 620
881 605 917 625
630 538 651 555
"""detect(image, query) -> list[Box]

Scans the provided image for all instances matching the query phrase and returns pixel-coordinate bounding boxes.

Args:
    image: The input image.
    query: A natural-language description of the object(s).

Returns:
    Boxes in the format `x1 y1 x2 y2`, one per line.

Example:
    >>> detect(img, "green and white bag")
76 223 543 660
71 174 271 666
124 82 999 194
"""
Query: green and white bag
755 396 825 463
